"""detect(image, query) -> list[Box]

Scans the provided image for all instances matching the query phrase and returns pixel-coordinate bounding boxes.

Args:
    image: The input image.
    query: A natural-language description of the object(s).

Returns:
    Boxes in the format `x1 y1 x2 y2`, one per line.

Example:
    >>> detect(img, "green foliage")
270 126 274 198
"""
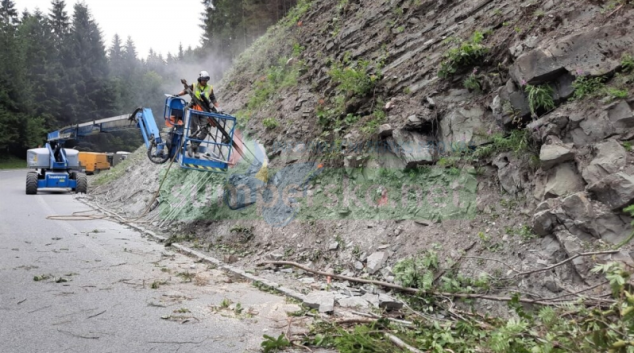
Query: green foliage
438 31 488 78
220 298 231 308
261 334 291 353
393 249 439 290
0 155 25 169
301 262 634 353
623 142 633 152
329 58 380 97
622 54 634 72
616 204 634 249
333 324 396 352
360 108 387 135
234 302 243 315
463 73 482 93
262 118 279 129
607 87 628 100
248 56 302 109
280 0 312 27
572 76 606 100
524 84 555 116
472 129 534 159
592 262 629 296
292 42 305 57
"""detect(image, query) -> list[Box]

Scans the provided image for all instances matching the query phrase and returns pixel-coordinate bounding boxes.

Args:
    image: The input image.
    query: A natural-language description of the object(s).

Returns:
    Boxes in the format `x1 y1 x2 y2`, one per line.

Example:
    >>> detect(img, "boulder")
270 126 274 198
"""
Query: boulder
386 130 436 168
494 80 531 128
361 293 380 307
554 230 591 279
608 100 634 128
511 24 632 85
493 153 530 195
303 292 335 313
569 109 617 147
337 296 370 309
533 192 632 244
539 235 564 261
539 144 574 170
544 163 585 199
532 209 557 236
587 173 634 211
439 105 496 149
378 293 403 311
366 252 388 274
593 211 632 245
582 139 627 185
378 124 393 138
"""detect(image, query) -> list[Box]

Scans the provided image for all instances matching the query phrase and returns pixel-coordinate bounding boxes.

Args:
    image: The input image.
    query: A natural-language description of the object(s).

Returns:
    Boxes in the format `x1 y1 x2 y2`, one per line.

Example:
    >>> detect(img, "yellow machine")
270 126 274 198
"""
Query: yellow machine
78 152 111 175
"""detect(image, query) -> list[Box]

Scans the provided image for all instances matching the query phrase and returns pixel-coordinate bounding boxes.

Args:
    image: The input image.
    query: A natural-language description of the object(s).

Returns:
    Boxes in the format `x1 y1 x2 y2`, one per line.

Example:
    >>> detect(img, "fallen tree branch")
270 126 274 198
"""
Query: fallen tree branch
433 242 476 284
546 281 609 301
513 250 618 278
605 4 624 20
349 311 414 327
334 318 378 325
259 261 606 306
386 333 424 353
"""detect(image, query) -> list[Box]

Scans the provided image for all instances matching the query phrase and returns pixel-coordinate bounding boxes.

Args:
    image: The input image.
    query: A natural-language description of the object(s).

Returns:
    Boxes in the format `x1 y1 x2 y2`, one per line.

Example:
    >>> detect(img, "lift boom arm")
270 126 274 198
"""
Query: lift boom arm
46 109 163 150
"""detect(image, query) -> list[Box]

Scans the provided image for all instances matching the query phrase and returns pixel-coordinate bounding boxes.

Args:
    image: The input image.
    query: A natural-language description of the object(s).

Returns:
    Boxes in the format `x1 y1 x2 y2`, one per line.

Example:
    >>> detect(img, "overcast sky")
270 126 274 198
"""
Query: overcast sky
18 0 206 59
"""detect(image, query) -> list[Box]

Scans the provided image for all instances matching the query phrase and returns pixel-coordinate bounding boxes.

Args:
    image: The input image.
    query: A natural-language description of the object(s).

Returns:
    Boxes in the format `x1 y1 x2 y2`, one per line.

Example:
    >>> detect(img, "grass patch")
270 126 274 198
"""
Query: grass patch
472 129 535 159
572 76 606 100
0 155 25 170
262 118 279 130
329 56 380 97
525 83 555 116
360 108 387 135
92 146 143 186
622 53 634 72
280 0 312 27
607 87 628 100
248 56 303 110
438 31 488 78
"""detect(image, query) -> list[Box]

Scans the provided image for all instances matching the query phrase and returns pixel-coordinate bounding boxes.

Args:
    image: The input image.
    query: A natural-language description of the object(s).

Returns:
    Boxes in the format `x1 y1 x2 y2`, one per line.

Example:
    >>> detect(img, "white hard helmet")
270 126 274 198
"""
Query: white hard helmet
198 71 210 82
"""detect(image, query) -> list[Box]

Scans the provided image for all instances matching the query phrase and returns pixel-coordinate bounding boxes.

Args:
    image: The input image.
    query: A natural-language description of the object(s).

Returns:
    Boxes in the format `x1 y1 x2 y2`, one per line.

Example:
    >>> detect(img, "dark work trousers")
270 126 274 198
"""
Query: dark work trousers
189 110 209 150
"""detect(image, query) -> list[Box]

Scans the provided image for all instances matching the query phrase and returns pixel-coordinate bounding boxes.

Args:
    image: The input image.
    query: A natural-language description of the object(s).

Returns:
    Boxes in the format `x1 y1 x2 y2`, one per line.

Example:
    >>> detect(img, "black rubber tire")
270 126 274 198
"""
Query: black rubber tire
75 173 88 194
26 172 38 195
70 172 77 191
147 141 170 164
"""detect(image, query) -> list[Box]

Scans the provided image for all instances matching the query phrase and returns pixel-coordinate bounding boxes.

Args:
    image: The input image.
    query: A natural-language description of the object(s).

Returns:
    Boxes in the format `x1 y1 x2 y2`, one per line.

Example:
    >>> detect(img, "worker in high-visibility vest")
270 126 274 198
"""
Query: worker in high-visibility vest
174 70 224 158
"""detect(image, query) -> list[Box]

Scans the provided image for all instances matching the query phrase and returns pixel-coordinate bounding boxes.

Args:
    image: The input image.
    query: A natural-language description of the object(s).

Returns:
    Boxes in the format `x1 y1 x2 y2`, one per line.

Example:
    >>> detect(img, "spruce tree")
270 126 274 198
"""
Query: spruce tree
0 0 18 26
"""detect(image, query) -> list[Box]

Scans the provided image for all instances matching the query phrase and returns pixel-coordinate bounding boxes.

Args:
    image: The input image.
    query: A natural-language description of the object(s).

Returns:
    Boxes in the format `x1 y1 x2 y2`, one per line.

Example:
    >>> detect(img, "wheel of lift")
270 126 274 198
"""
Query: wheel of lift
26 171 38 195
75 173 88 194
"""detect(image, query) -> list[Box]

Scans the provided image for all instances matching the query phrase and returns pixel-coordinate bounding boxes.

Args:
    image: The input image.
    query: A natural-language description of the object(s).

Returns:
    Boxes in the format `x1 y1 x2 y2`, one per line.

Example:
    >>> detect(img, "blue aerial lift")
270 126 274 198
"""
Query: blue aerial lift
25 88 240 195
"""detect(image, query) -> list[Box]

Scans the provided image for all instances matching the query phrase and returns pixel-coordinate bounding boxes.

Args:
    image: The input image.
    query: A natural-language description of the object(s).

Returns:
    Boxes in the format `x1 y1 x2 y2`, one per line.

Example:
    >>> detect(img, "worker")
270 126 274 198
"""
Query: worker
174 70 224 158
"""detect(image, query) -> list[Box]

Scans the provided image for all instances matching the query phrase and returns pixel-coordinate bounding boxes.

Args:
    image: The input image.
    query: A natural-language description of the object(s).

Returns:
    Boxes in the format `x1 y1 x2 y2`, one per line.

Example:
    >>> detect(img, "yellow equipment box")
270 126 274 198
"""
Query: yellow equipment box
78 152 110 175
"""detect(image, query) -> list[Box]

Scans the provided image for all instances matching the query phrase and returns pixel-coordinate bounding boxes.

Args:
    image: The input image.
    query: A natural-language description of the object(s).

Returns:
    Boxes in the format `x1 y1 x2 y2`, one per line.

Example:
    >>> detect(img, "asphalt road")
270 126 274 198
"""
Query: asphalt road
0 169 301 353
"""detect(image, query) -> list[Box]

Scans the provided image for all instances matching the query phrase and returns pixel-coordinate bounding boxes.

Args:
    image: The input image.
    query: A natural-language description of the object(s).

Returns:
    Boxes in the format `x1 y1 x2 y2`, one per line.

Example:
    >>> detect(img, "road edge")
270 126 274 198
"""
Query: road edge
79 197 307 303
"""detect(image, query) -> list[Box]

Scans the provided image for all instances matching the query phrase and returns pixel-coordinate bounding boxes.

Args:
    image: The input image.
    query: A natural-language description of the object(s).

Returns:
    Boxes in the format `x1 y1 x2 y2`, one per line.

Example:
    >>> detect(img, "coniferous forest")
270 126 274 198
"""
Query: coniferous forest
0 0 296 158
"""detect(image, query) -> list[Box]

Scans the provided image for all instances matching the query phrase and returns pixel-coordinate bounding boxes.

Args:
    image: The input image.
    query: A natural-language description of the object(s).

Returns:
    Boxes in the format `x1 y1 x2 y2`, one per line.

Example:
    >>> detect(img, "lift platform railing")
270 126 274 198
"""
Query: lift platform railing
180 108 236 172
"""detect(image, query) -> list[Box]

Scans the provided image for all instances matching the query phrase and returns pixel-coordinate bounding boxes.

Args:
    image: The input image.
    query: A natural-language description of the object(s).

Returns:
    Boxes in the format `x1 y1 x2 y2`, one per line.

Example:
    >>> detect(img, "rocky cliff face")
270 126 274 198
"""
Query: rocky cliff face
93 0 634 311
210 0 634 287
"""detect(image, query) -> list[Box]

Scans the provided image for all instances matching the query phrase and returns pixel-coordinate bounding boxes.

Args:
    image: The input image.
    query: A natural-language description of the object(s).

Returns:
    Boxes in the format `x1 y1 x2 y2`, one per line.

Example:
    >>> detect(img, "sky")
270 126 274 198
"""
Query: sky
17 0 207 59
